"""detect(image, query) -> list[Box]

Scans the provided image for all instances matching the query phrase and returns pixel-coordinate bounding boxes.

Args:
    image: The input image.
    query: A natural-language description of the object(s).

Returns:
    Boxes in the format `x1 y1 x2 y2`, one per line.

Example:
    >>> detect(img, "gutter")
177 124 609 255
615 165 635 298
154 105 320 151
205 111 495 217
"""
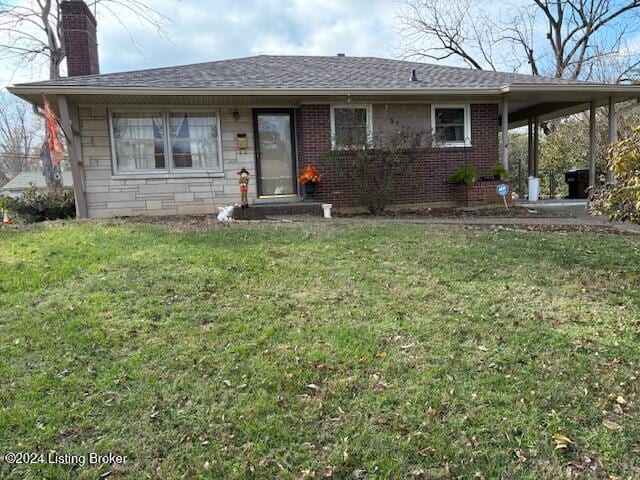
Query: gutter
7 83 640 98
501 84 640 94
6 85 508 97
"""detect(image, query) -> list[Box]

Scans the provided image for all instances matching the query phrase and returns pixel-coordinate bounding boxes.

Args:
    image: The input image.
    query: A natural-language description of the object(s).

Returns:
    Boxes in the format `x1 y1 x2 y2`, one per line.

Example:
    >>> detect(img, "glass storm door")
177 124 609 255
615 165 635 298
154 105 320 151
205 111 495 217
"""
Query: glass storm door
254 110 297 197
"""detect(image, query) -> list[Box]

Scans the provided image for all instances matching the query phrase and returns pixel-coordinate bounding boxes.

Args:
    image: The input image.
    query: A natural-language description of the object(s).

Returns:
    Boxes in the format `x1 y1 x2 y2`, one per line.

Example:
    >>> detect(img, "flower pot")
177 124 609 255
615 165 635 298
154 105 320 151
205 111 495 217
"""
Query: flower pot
304 182 316 200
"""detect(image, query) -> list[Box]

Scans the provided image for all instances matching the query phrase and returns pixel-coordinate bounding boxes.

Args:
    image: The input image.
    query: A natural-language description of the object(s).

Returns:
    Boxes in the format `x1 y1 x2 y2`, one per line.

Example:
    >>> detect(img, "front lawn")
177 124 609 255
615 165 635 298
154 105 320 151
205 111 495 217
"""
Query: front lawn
0 221 639 479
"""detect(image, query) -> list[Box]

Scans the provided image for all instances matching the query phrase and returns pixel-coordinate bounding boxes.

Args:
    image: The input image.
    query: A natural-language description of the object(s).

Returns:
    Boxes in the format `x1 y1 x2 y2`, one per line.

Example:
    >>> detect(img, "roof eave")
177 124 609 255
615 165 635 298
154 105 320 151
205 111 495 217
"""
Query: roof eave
7 85 507 98
503 84 640 94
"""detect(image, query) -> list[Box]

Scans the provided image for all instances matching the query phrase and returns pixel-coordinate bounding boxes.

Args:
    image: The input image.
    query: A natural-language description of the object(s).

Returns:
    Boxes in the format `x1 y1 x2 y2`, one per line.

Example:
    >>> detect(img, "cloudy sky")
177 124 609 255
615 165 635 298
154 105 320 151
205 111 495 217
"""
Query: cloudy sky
1 0 402 88
1 0 638 89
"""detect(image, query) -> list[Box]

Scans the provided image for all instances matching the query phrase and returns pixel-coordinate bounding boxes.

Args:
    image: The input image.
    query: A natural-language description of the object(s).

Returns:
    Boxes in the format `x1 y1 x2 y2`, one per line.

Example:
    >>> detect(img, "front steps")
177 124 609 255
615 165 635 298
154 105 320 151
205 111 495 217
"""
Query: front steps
233 202 324 220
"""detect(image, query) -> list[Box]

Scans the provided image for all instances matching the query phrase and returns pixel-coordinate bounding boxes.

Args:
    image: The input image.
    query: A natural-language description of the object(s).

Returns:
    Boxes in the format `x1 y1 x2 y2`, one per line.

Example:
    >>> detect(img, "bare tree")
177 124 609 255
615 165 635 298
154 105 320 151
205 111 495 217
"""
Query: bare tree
0 0 171 79
0 94 43 186
0 0 171 185
397 0 640 81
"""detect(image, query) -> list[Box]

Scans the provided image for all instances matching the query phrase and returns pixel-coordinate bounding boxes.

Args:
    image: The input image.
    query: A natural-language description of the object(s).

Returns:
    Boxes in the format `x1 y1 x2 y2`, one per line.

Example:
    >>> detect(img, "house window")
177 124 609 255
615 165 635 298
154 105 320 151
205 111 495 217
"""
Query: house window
331 105 372 149
112 112 166 171
432 105 471 146
110 109 222 173
169 112 220 170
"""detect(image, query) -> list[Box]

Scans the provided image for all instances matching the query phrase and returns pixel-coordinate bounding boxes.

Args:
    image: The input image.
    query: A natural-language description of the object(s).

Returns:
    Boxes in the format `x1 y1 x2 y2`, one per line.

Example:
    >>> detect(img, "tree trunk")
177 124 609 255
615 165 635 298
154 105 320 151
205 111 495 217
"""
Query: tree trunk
41 139 62 188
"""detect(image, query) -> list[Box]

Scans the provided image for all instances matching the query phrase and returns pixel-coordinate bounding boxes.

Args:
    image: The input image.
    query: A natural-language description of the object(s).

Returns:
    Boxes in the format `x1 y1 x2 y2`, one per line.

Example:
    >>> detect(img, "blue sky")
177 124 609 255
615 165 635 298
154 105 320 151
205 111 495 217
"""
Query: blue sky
1 0 399 87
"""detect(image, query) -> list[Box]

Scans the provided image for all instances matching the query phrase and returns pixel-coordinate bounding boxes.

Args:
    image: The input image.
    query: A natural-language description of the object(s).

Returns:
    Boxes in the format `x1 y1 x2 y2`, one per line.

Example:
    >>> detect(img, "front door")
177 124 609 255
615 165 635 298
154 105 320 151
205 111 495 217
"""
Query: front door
254 109 297 197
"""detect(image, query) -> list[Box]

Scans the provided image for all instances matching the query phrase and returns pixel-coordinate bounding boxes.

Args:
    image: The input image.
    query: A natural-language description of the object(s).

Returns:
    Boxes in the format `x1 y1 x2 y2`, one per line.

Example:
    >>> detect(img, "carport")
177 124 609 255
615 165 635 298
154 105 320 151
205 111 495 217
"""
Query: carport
499 84 640 191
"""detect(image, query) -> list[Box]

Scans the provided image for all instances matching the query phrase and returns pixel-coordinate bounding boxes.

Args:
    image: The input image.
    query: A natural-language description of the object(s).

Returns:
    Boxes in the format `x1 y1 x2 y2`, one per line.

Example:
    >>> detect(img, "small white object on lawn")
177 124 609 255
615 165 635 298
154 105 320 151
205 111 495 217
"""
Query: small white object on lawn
217 205 235 222
322 203 333 219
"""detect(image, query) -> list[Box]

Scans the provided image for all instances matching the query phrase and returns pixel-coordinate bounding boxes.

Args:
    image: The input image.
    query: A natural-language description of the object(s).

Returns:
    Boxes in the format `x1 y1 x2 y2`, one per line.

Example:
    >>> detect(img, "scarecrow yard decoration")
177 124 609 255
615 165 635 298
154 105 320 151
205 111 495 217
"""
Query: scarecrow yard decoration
237 168 250 208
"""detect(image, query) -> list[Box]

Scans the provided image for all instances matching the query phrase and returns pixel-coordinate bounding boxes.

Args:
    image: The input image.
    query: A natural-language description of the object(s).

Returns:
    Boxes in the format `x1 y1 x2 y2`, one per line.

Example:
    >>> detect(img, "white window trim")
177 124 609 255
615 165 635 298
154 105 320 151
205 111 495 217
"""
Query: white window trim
330 104 373 150
431 104 472 147
109 108 224 175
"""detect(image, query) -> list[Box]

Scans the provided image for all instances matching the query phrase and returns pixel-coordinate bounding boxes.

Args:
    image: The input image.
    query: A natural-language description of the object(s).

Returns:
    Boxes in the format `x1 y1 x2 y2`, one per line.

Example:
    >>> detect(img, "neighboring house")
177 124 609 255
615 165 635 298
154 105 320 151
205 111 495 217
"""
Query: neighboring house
8 1 640 218
0 171 74 198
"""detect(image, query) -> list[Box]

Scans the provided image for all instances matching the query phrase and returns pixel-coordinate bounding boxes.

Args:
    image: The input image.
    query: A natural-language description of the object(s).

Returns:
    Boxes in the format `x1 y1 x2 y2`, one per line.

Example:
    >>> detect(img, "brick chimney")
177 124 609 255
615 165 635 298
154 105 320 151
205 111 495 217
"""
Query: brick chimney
61 1 99 77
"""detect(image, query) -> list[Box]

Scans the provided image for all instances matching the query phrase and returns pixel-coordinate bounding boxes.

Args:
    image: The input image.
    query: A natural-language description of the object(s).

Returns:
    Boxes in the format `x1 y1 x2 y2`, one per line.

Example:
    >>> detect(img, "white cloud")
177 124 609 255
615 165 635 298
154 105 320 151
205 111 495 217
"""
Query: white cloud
0 0 440 88
95 0 398 75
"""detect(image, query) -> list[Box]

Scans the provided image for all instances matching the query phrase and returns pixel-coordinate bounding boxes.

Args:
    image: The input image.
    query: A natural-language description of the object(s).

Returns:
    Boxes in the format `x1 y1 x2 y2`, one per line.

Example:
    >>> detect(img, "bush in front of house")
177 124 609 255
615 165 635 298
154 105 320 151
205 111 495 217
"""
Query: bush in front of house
450 165 477 186
325 121 434 215
491 163 509 181
3 184 76 223
589 126 640 224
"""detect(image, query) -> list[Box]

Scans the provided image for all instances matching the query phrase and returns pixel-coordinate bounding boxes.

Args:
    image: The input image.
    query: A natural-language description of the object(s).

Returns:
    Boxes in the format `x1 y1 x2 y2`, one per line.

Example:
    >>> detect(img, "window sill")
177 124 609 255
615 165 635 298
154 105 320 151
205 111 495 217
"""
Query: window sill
433 143 473 148
331 144 370 151
111 171 225 180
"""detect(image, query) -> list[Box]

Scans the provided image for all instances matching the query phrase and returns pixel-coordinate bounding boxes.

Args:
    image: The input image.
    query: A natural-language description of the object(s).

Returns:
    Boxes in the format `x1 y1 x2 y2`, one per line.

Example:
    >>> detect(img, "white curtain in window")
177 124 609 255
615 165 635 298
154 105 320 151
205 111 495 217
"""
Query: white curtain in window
113 113 164 171
170 113 218 169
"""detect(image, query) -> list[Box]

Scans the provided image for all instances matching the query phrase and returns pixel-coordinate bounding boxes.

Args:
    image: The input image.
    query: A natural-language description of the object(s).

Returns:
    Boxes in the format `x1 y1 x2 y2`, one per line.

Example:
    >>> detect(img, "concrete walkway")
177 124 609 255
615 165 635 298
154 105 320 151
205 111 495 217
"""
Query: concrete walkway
277 204 640 234
369 215 640 234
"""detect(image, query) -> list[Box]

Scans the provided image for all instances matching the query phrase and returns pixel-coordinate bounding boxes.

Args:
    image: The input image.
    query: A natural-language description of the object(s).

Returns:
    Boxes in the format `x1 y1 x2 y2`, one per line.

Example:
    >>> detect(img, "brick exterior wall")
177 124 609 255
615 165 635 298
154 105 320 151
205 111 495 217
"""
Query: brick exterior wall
454 180 512 207
61 1 99 77
296 104 500 207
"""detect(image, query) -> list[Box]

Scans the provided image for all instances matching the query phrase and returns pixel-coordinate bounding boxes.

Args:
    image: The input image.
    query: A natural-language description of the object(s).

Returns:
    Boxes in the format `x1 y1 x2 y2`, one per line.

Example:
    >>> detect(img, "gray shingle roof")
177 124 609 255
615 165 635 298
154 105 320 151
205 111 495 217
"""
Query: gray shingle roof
1 171 73 191
15 55 595 90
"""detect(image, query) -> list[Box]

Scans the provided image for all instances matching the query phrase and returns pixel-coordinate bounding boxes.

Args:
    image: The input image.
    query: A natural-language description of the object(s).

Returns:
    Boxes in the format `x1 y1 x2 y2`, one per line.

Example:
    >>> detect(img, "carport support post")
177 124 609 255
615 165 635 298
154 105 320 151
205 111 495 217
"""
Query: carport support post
533 117 539 178
502 95 509 170
589 101 597 189
608 97 617 183
57 95 88 219
527 118 534 176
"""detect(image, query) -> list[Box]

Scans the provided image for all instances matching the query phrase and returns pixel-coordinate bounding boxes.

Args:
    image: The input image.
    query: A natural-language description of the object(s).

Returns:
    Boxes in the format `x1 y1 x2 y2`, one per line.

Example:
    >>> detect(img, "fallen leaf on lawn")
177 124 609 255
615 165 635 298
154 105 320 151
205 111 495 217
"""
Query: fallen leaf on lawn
603 419 623 431
102 392 122 406
633 445 640 454
426 406 438 416
418 447 436 457
616 396 627 406
222 380 231 387
375 352 387 359
552 433 573 451
203 461 211 470
409 469 424 476
307 383 320 391
478 345 488 352
613 404 624 415
321 465 334 477
352 469 366 479
513 449 527 463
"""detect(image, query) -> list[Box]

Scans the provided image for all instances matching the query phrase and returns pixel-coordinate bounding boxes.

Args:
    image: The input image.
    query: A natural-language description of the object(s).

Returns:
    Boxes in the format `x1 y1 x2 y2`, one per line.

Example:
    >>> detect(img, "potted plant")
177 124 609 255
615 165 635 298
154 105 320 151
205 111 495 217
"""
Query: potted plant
298 165 322 200
450 165 477 187
491 163 509 181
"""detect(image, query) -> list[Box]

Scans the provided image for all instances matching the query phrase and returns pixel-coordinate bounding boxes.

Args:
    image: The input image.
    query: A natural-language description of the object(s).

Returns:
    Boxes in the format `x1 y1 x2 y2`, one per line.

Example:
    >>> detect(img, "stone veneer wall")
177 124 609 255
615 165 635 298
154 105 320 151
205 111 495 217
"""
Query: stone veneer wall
296 104 500 207
79 106 256 218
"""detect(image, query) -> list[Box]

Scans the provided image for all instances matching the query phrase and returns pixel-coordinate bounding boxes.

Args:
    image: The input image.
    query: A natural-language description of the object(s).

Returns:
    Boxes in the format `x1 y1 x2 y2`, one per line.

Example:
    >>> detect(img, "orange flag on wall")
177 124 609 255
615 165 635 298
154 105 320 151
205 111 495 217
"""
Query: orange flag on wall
43 97 64 166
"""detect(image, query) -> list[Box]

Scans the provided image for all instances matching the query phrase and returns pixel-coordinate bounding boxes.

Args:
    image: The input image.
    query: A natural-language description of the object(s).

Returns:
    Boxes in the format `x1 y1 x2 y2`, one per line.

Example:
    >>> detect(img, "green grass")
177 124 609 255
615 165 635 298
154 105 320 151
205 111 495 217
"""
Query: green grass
0 220 639 479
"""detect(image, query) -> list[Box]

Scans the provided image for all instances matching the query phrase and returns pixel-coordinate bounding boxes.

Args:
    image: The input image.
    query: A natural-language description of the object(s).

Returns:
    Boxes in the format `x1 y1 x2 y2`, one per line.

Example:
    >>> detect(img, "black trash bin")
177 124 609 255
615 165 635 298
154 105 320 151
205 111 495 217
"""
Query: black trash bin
564 169 590 199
